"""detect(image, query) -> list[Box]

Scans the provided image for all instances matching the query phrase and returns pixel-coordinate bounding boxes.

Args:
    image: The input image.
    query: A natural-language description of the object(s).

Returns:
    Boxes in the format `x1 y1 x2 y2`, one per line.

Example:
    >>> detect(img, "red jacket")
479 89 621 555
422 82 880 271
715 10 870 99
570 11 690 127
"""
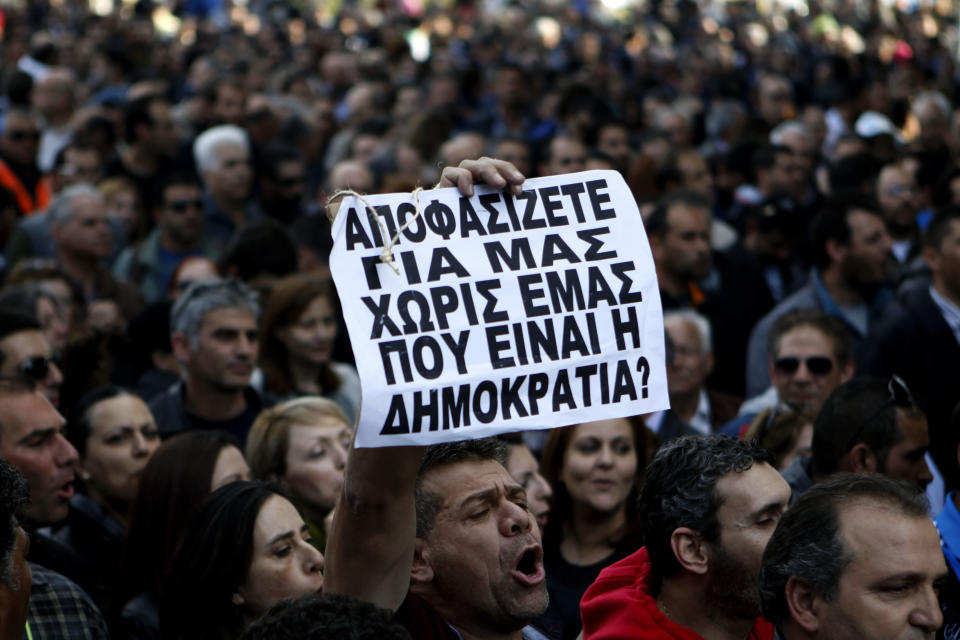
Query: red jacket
580 547 774 640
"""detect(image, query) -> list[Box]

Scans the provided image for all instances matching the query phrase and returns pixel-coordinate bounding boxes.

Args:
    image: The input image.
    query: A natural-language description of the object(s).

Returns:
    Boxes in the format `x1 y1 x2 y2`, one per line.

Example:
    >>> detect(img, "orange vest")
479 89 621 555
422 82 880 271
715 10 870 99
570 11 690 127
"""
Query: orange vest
0 158 50 216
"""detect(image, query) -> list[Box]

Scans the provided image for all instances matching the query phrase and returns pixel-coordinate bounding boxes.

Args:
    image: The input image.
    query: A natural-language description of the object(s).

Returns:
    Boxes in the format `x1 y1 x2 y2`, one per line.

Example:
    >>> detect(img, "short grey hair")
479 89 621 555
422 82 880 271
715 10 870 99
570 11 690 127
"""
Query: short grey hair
705 100 747 140
663 309 712 355
48 183 103 227
769 120 810 146
170 278 260 349
912 90 951 120
193 125 249 173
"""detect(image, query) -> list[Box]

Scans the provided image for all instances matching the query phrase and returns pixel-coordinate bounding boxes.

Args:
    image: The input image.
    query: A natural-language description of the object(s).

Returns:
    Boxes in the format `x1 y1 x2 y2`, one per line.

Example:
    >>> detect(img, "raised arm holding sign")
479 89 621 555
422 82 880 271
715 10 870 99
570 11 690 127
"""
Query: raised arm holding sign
324 157 668 640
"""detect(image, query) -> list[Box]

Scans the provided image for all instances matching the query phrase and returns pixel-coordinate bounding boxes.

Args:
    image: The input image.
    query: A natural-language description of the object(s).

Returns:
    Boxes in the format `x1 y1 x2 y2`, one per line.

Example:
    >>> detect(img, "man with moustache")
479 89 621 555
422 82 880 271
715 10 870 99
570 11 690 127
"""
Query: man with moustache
580 435 791 640
325 158 552 640
746 194 893 397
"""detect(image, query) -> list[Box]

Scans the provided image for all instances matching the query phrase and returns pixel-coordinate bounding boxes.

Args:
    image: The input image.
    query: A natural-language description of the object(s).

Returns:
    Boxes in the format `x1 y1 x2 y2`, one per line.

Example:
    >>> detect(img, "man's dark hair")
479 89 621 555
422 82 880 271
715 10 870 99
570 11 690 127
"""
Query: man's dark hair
218 219 298 281
67 385 129 457
0 459 28 587
0 311 43 370
123 95 168 145
639 435 773 586
157 171 202 205
827 152 882 195
759 473 928 627
809 193 881 269
924 206 960 250
414 438 508 539
645 190 712 239
811 377 921 478
766 309 851 367
585 118 629 148
257 144 304 182
654 149 702 193
51 142 100 174
239 593 412 640
752 144 793 172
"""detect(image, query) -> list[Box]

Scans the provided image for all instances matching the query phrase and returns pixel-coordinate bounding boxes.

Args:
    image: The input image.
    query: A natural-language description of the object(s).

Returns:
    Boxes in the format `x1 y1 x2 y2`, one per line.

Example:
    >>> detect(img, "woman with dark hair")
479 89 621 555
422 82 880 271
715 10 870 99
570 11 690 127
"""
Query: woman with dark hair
118 430 251 640
259 274 360 423
160 481 324 640
0 282 70 350
44 385 160 613
534 417 649 640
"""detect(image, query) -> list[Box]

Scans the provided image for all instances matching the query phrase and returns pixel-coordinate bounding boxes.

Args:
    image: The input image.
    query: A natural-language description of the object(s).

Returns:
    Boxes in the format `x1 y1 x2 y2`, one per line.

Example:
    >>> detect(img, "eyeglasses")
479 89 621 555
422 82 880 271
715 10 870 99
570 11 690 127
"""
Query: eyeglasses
773 356 834 376
18 354 59 381
844 375 914 452
167 199 203 212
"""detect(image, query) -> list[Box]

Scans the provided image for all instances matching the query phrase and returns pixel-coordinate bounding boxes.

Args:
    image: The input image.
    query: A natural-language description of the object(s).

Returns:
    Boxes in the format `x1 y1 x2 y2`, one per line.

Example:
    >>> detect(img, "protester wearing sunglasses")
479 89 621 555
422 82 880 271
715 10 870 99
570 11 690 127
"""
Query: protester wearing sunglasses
767 309 853 418
112 172 219 303
0 108 49 216
0 311 64 408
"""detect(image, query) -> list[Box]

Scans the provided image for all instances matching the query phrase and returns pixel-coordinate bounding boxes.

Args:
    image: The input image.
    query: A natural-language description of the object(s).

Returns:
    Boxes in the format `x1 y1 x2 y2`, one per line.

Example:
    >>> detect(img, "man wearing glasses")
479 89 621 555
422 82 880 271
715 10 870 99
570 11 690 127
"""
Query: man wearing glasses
113 172 219 302
782 376 933 502
0 109 48 217
0 312 62 408
723 309 853 437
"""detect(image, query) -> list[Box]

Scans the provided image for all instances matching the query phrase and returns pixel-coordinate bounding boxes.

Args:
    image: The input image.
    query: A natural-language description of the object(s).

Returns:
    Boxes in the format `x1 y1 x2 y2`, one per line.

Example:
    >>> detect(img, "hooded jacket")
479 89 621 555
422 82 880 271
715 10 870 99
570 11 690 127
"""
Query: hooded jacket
580 547 774 640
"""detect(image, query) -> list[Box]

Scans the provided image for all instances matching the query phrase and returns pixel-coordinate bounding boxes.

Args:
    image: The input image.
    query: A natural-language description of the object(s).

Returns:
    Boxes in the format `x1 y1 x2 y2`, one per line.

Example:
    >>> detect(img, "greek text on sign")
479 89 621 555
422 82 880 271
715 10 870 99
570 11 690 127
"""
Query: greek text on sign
330 170 669 448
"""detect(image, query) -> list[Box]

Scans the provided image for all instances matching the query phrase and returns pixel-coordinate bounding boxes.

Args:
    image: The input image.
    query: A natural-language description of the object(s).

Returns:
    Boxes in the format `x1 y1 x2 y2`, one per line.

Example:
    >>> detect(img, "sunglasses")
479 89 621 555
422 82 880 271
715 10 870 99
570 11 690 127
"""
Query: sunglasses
773 356 834 376
844 375 914 452
18 354 59 381
7 130 39 142
167 199 203 212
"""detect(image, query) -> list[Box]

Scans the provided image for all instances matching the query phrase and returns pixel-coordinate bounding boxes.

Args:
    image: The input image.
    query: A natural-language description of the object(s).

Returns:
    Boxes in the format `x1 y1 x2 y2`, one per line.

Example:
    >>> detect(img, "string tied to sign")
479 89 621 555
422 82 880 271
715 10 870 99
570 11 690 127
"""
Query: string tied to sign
327 187 426 275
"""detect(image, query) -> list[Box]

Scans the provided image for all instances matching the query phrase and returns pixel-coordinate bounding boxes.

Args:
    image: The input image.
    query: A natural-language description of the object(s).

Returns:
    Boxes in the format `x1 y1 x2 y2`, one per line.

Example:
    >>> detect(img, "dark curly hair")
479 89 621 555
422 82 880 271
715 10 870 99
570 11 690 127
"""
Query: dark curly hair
639 435 773 588
0 459 28 587
239 593 411 640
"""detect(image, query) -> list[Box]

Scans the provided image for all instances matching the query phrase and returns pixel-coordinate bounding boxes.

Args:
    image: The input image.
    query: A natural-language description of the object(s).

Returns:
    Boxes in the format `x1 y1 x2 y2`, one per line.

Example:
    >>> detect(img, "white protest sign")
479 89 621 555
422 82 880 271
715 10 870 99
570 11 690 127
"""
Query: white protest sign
329 170 669 448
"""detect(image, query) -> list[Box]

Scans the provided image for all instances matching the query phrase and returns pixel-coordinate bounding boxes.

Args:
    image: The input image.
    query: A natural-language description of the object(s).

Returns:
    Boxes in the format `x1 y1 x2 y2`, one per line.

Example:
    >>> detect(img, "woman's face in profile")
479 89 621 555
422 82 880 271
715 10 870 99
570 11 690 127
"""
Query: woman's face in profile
277 295 337 365
282 419 351 518
233 494 324 619
82 394 161 509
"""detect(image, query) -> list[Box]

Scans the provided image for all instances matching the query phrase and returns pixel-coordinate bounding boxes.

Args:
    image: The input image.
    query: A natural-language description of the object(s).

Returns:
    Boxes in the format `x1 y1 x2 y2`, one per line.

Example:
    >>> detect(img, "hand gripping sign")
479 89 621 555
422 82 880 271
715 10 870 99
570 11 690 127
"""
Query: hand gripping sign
329 170 669 448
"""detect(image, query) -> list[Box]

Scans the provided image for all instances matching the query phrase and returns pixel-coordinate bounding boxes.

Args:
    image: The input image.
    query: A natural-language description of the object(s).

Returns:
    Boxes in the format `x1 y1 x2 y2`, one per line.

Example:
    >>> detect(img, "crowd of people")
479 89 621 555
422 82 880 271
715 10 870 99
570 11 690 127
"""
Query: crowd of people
0 0 959 638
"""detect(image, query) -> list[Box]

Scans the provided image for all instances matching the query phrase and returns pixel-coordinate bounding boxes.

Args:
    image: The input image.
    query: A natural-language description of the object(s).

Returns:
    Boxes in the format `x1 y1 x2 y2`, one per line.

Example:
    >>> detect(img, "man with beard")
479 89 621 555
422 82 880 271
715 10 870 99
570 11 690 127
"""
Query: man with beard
760 474 945 640
746 194 893 397
113 172 219 302
876 163 923 274
650 190 773 397
324 158 551 640
580 435 791 639
780 376 933 501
